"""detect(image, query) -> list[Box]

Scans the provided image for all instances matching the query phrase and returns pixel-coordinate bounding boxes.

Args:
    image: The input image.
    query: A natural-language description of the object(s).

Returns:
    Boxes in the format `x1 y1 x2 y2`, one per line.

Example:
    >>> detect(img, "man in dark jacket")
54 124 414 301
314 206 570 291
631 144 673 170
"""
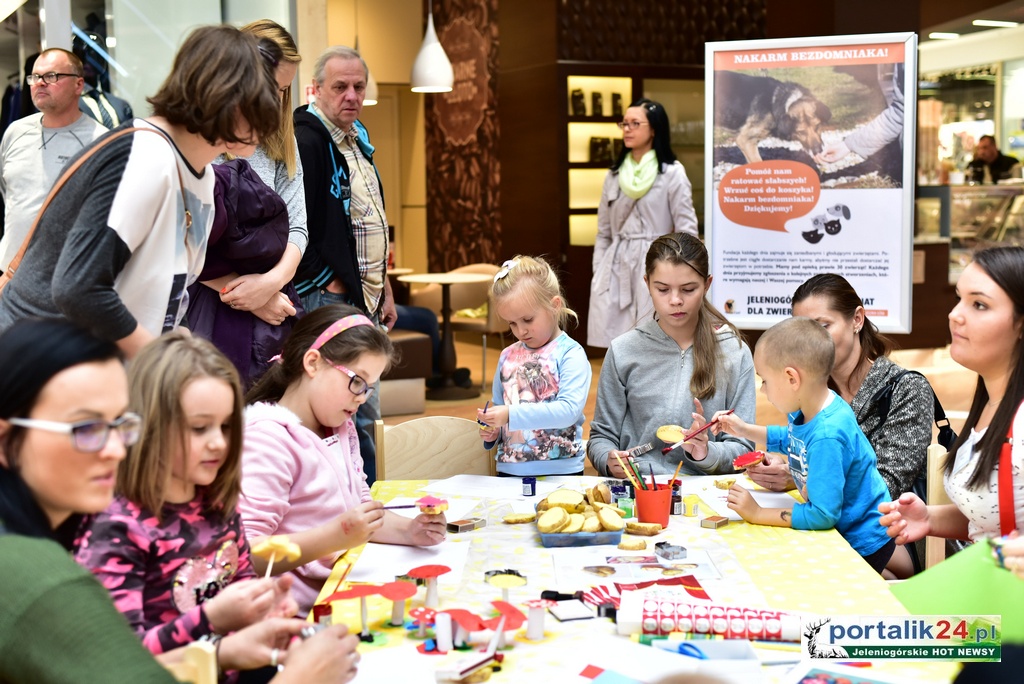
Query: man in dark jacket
968 135 1021 184
293 45 396 485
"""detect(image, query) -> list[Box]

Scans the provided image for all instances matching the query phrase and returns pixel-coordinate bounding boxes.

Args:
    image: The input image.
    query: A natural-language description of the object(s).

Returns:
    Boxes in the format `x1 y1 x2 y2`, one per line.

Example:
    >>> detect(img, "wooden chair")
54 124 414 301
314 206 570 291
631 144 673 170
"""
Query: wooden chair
925 443 952 569
408 263 507 391
374 417 497 480
162 640 218 684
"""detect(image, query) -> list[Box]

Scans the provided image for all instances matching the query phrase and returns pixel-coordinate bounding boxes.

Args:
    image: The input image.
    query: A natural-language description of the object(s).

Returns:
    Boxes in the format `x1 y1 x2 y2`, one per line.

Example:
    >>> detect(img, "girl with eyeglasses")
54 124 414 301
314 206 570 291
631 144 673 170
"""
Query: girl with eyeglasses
0 319 363 683
240 304 447 614
75 332 297 658
588 98 699 348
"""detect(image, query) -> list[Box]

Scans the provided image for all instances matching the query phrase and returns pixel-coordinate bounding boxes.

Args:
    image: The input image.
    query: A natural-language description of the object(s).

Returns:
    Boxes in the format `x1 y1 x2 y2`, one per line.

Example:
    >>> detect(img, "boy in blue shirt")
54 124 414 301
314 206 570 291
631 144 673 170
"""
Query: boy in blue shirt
711 317 902 575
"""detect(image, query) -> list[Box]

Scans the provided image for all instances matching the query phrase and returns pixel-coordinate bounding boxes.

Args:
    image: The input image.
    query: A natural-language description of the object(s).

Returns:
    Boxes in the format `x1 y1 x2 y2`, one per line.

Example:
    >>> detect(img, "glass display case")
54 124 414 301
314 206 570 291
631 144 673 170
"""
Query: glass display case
916 184 1024 282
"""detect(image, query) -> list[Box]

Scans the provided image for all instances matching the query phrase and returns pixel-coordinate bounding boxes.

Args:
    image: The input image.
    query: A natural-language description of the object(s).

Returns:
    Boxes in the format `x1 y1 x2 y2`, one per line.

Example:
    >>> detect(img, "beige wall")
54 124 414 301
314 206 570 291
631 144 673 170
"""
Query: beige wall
298 0 429 273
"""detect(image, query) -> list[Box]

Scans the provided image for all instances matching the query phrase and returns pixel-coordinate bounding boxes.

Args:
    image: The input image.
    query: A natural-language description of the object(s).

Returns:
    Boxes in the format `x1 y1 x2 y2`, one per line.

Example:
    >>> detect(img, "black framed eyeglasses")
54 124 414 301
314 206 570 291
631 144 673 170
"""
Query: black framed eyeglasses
616 121 649 131
326 362 375 398
8 412 142 452
26 72 80 86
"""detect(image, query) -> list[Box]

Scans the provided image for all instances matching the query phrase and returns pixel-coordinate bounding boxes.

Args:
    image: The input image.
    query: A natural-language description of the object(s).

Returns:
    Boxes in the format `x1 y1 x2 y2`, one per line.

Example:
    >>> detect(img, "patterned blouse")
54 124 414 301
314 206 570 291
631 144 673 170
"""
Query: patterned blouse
74 494 254 654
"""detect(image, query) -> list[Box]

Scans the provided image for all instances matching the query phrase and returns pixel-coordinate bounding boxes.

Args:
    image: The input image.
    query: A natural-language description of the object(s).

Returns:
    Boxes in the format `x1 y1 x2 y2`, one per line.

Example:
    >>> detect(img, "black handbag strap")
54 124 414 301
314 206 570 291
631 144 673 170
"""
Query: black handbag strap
871 369 956 449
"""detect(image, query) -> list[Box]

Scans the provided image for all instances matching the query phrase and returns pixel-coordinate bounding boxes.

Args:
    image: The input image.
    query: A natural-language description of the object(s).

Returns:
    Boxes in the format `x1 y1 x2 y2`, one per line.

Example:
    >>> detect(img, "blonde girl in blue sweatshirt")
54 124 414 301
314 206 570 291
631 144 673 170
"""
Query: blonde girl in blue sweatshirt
477 257 592 476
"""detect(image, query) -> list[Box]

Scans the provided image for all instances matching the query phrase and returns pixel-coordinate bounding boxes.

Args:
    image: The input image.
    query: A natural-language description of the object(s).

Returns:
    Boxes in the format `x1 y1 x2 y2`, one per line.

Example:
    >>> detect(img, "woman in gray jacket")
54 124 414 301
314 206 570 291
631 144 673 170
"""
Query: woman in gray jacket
588 99 698 348
588 233 756 477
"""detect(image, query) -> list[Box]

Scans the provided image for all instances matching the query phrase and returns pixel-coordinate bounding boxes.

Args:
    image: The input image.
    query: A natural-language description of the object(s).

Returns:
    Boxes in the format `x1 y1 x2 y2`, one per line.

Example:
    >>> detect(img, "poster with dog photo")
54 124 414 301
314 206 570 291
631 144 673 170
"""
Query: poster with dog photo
705 32 917 333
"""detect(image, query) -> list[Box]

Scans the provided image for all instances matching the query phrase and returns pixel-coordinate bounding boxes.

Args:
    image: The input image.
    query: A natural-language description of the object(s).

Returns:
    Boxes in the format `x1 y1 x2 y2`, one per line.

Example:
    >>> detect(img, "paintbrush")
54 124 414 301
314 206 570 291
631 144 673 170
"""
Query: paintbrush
662 410 735 454
613 453 641 490
381 504 418 510
648 463 657 491
669 460 684 487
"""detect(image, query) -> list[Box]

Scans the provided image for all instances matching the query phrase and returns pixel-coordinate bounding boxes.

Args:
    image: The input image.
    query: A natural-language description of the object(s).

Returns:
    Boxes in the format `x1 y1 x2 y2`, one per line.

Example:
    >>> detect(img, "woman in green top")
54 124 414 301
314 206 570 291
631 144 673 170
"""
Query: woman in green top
0 319 360 683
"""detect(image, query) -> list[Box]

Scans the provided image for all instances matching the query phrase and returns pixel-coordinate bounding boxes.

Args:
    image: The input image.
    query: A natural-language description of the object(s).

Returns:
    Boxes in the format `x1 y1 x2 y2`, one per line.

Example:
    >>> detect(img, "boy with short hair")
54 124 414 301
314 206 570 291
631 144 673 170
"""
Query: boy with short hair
711 317 899 575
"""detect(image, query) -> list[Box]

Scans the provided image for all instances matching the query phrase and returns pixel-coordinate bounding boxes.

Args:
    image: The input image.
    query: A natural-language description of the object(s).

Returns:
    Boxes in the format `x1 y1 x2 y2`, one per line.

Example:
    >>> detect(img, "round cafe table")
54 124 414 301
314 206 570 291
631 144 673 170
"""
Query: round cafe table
397 272 493 400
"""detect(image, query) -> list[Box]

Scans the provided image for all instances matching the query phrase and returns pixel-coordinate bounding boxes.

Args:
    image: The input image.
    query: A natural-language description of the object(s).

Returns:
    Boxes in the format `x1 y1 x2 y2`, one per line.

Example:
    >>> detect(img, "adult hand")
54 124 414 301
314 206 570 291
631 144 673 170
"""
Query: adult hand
814 141 851 165
606 450 632 479
252 292 297 326
217 617 307 671
682 398 709 461
878 492 930 545
274 624 361 684
336 500 386 549
221 273 280 311
407 512 447 546
204 578 286 633
745 453 795 492
379 279 398 331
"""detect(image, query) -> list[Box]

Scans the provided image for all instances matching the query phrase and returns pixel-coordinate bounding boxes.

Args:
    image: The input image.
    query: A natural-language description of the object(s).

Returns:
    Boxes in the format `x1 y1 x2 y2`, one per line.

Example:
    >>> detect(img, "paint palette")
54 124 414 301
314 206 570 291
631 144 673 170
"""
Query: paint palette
732 451 766 470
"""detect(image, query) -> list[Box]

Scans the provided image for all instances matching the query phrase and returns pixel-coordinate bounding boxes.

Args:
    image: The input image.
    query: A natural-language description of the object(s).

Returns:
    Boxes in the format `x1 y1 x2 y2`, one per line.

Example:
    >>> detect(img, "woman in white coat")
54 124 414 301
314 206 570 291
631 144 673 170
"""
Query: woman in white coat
588 98 698 348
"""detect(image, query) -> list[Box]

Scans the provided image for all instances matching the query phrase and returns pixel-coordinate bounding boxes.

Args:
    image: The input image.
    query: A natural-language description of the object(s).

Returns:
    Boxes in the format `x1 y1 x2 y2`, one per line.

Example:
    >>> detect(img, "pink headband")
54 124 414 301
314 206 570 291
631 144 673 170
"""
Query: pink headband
310 314 375 352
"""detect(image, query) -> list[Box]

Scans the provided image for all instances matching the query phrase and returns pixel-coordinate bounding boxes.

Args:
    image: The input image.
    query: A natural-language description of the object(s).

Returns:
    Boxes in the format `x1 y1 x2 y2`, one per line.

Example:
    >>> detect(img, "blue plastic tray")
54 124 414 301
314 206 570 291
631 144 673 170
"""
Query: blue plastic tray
538 529 623 548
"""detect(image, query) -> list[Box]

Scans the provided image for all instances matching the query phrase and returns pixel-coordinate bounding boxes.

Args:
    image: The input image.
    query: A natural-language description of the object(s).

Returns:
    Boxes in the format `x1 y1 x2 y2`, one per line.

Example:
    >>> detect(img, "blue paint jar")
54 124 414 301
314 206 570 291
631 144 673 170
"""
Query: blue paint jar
522 476 537 496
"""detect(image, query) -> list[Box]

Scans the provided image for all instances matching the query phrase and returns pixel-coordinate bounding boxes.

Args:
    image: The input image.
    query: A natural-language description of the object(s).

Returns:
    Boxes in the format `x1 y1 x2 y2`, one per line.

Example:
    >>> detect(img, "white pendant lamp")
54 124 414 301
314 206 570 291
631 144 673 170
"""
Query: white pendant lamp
410 2 453 93
364 69 379 106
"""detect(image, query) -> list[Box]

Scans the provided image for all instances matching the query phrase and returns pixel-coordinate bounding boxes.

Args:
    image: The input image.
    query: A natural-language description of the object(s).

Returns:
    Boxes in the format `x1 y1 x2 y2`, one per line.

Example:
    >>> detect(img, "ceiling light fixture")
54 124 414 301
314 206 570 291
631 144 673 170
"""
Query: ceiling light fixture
410 1 453 93
973 19 1019 28
928 32 961 40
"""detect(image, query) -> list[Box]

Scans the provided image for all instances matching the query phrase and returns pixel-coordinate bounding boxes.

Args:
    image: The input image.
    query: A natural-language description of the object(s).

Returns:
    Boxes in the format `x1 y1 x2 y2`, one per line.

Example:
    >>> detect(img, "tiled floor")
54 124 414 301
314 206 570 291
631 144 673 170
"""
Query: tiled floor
384 333 977 476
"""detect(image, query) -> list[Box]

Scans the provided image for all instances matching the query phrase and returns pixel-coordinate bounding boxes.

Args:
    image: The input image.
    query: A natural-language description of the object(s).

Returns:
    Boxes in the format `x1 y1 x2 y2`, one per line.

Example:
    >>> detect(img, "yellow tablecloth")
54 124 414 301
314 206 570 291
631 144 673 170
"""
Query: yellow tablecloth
315 478 956 683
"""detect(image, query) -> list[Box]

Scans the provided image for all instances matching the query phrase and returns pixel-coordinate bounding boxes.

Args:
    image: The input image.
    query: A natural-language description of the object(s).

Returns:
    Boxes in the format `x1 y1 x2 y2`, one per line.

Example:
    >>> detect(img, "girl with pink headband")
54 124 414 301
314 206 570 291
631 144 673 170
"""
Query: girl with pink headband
238 304 447 614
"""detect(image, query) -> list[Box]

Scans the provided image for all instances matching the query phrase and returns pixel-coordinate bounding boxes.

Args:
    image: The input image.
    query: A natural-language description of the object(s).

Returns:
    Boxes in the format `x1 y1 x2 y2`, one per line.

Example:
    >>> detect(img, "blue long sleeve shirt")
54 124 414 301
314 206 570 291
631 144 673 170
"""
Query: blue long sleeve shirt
487 331 591 476
765 391 891 558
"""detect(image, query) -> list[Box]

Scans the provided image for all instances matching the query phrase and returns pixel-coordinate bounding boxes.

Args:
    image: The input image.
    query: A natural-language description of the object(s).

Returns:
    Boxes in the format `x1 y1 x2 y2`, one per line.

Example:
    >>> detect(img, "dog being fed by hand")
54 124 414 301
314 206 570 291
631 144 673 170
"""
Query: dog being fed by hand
714 70 832 164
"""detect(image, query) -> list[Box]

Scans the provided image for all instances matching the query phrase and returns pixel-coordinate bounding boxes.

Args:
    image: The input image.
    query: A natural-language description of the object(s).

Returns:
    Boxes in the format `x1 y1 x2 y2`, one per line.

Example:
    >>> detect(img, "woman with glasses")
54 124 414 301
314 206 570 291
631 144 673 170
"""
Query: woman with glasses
588 98 699 348
241 304 447 614
189 20 309 387
0 319 363 683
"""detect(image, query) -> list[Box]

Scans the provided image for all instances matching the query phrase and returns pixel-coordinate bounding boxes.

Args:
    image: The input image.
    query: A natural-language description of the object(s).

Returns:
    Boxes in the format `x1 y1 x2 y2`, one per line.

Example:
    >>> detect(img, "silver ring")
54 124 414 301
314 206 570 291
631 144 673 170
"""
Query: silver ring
270 647 280 668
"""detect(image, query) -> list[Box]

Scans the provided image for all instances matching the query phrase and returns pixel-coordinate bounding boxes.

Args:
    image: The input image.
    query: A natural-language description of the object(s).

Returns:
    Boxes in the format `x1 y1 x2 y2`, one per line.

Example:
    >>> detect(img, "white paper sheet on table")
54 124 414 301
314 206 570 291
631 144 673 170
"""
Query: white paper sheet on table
382 496 482 522
421 473 562 500
562 636 764 683
550 546 722 588
345 538 471 584
670 475 800 522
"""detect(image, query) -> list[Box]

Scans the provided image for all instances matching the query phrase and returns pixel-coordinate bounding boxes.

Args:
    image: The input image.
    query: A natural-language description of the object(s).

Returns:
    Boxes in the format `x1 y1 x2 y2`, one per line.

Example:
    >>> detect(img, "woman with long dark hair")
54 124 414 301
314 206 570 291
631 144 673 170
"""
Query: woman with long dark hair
587 98 698 348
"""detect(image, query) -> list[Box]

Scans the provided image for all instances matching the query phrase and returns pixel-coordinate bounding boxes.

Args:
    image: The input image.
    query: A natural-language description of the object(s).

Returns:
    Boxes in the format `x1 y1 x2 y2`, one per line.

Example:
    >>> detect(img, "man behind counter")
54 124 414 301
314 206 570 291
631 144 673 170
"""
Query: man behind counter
968 134 1021 184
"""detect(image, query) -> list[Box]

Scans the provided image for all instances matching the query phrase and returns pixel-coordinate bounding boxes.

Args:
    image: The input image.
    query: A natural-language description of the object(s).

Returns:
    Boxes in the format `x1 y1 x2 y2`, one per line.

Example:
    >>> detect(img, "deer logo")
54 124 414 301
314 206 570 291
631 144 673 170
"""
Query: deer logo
804 618 850 659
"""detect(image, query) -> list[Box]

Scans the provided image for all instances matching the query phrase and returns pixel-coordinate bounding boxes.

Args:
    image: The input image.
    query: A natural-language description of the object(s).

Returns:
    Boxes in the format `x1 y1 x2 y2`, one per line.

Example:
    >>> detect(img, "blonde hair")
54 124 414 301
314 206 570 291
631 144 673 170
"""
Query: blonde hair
241 19 301 178
645 233 741 400
118 332 244 521
756 317 835 382
490 256 578 332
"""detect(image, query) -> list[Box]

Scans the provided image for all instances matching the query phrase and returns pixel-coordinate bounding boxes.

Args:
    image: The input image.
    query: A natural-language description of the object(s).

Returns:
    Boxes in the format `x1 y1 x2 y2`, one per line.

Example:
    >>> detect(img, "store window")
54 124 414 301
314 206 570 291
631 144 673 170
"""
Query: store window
918 64 998 183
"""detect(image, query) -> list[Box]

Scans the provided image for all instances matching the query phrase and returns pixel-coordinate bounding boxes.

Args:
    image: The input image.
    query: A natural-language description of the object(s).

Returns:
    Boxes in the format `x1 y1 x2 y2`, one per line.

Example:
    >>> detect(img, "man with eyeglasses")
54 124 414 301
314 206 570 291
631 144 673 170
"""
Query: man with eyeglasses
0 48 106 272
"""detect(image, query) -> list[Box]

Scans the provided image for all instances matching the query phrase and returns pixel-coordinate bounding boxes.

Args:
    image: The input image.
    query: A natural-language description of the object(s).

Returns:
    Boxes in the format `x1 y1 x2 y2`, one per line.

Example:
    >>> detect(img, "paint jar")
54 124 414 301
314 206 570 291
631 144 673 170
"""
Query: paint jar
671 484 683 516
617 497 634 518
683 494 700 517
522 476 537 496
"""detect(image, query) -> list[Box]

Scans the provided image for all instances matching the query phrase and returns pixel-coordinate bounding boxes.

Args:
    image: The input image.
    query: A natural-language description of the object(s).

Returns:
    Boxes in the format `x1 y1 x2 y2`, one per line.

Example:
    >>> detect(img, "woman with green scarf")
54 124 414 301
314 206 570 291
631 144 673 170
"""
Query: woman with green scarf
588 99 698 348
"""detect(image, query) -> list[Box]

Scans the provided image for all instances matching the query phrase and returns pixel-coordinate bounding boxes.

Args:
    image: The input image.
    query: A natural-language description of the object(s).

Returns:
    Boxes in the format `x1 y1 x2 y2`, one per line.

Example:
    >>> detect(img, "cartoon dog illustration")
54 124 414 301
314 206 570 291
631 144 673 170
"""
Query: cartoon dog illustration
715 70 832 164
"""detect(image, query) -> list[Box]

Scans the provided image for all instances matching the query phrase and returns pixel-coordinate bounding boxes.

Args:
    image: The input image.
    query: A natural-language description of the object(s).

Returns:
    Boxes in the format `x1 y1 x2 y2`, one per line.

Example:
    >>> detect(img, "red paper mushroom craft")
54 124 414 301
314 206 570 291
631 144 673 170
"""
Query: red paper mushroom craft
522 599 557 640
416 495 449 515
379 580 418 627
324 584 379 641
409 606 437 639
445 609 485 649
485 601 525 649
408 564 451 609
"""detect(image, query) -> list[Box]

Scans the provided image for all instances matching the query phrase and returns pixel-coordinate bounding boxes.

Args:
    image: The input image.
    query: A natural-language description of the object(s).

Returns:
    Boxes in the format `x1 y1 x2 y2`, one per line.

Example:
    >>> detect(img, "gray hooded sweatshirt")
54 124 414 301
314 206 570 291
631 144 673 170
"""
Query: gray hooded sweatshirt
588 318 756 477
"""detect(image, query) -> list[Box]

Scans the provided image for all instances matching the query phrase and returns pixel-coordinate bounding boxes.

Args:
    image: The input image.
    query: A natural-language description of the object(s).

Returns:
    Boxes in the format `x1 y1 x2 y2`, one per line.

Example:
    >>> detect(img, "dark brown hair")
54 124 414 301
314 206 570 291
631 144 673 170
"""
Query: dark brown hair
644 233 741 400
792 273 893 392
945 246 1024 486
147 25 281 146
247 304 395 405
